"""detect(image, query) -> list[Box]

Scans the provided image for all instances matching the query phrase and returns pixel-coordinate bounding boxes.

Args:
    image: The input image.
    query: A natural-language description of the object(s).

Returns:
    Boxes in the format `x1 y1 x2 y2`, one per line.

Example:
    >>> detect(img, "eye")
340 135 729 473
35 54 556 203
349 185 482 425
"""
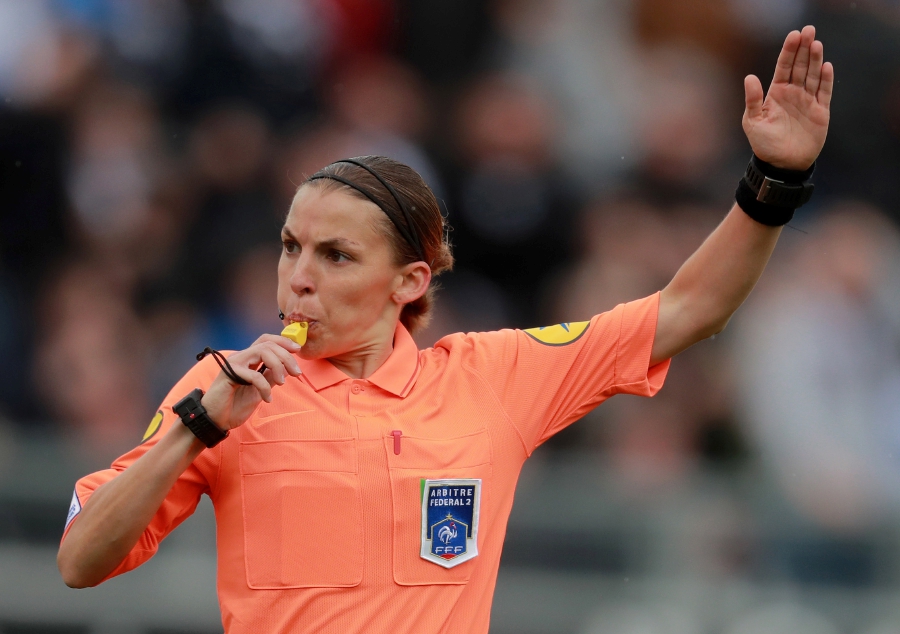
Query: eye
282 239 299 254
327 250 350 263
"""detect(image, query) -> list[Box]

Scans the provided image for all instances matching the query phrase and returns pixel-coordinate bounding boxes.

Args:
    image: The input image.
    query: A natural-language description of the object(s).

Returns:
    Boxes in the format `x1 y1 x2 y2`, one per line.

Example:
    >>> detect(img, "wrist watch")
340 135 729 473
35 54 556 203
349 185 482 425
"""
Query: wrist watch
741 155 815 208
173 388 229 448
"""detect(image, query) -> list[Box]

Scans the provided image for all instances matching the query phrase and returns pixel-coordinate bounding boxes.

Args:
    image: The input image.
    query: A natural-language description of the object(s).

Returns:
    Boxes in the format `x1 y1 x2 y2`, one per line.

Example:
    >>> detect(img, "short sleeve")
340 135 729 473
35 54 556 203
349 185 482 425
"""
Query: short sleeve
459 293 670 455
61 355 224 583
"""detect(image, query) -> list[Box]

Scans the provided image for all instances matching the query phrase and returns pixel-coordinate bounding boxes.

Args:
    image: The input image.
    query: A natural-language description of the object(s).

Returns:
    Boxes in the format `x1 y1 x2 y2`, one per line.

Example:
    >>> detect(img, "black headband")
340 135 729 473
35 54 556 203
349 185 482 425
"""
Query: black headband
307 159 426 263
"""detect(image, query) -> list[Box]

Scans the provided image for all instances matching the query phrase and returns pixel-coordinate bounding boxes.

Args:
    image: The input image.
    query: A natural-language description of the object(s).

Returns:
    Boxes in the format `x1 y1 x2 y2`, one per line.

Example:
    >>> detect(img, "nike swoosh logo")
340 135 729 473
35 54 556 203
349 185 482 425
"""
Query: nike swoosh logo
252 410 315 425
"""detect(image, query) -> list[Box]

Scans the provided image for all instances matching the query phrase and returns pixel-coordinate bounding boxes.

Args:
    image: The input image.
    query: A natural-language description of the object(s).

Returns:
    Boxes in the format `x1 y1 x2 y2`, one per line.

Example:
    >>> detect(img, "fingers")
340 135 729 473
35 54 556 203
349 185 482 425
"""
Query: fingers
257 348 289 385
265 343 303 377
744 74 764 120
772 29 801 84
790 25 816 87
227 363 274 402
225 340 302 400
256 346 302 386
805 39 824 95
817 61 835 108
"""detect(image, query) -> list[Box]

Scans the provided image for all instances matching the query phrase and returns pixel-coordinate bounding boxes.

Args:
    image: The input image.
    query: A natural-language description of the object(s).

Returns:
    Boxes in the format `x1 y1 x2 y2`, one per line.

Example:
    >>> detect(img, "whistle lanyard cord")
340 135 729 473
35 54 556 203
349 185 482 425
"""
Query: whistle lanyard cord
196 347 253 386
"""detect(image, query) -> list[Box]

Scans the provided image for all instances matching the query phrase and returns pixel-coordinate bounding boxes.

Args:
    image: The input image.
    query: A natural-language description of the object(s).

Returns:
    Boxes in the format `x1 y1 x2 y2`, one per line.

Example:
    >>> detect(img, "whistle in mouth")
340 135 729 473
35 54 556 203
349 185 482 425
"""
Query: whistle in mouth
281 322 308 346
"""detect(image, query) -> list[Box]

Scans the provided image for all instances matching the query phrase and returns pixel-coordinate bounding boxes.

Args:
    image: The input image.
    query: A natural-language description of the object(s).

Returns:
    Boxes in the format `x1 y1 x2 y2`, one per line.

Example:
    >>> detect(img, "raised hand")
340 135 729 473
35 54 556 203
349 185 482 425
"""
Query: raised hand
743 25 833 171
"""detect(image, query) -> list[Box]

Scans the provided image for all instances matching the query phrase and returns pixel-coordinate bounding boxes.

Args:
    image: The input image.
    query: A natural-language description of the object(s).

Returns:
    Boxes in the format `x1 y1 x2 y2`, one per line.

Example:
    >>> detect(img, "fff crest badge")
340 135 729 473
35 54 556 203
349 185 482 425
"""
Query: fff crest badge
420 478 481 568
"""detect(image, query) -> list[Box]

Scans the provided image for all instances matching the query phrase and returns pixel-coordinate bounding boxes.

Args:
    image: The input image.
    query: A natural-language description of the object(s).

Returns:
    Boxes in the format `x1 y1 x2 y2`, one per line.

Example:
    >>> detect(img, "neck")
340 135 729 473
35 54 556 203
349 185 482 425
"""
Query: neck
327 327 396 380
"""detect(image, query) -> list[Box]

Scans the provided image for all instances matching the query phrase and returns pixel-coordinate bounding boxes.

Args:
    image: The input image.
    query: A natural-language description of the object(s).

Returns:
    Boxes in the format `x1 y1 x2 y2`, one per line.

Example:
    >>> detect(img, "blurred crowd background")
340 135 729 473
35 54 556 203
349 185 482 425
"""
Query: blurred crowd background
2 0 900 633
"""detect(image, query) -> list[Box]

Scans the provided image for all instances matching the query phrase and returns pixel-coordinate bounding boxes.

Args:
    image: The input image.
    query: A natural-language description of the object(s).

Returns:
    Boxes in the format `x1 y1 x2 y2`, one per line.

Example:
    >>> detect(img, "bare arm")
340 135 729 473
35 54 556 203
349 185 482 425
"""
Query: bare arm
57 335 301 588
57 425 206 588
650 25 833 364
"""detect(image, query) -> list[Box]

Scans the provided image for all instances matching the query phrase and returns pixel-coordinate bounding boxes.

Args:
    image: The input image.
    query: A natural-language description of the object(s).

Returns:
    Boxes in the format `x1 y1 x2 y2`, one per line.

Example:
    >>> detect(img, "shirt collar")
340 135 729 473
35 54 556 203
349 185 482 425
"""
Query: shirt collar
297 321 421 397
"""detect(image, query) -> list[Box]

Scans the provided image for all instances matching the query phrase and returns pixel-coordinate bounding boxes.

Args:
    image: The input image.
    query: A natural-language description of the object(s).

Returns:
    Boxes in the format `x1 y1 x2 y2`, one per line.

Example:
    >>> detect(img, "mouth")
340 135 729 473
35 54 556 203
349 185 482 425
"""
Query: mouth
286 313 317 328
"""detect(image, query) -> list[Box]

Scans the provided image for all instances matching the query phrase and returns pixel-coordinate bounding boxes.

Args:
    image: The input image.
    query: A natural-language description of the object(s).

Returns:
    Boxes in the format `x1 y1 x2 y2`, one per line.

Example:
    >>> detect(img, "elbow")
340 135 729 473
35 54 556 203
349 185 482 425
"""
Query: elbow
679 314 731 352
58 545 98 589
58 554 88 589
707 315 731 338
696 316 731 343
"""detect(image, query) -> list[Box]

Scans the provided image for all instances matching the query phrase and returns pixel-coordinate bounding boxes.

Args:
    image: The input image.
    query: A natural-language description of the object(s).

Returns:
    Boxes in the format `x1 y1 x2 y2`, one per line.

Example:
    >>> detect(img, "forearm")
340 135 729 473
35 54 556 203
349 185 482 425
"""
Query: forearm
57 423 206 588
650 205 782 364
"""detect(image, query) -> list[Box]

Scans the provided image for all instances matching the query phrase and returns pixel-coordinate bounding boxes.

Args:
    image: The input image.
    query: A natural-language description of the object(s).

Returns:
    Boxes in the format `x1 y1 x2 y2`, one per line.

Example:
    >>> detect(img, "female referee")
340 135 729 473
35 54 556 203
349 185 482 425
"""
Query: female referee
59 26 832 634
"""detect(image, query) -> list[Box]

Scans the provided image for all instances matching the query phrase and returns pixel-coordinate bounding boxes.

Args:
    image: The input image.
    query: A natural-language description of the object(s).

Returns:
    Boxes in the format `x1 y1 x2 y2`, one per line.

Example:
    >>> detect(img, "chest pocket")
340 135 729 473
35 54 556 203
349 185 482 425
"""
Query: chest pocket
239 438 363 589
386 430 493 586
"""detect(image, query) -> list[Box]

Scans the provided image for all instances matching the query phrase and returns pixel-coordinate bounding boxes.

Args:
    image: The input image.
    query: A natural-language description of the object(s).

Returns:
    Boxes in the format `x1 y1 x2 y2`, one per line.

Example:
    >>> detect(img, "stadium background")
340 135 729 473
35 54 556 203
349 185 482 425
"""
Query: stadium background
2 1 900 632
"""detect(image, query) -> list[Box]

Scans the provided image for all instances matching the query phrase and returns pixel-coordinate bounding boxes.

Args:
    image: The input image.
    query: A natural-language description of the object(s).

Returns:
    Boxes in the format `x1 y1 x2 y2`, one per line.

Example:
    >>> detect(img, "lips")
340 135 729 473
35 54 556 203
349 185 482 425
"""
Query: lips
286 313 317 327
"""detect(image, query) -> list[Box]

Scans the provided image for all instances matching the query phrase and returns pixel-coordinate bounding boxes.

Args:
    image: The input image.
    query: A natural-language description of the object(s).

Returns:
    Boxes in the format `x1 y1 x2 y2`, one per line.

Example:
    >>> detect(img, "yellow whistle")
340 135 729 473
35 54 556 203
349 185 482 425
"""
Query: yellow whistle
281 322 308 346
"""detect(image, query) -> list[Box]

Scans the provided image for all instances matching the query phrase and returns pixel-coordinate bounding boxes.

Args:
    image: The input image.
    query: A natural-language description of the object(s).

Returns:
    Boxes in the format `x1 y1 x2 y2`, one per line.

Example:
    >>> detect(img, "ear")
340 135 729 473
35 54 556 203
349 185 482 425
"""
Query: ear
391 262 432 306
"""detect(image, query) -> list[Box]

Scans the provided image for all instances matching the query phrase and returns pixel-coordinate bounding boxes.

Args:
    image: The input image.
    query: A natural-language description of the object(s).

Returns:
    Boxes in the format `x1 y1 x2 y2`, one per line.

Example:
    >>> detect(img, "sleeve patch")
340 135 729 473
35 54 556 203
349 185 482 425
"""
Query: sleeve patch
142 410 164 442
65 489 82 530
523 321 590 346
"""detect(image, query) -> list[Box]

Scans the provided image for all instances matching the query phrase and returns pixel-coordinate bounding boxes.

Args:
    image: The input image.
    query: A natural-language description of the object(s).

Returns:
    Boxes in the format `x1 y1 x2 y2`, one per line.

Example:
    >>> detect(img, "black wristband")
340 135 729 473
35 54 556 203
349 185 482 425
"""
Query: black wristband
173 388 229 448
735 154 815 227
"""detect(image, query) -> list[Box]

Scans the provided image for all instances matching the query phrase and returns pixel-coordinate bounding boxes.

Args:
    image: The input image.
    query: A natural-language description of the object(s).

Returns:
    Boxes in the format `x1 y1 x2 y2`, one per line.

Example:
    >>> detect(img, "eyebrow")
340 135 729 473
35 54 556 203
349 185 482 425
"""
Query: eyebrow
281 227 362 251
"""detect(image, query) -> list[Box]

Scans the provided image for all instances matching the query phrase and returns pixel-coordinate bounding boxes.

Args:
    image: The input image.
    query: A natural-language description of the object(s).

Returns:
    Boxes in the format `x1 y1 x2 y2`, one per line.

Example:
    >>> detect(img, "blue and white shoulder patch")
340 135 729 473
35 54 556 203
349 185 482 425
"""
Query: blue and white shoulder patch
65 489 81 530
420 479 481 568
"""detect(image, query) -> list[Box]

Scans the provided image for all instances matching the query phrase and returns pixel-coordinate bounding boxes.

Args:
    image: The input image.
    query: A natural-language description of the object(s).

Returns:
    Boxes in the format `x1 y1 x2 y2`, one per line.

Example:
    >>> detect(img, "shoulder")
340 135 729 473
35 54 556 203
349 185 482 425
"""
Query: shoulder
429 329 520 363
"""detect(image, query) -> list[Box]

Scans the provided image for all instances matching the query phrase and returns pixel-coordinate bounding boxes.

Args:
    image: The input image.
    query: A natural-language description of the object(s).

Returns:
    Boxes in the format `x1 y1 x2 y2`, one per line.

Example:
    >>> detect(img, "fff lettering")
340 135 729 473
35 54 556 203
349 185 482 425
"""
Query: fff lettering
433 545 466 555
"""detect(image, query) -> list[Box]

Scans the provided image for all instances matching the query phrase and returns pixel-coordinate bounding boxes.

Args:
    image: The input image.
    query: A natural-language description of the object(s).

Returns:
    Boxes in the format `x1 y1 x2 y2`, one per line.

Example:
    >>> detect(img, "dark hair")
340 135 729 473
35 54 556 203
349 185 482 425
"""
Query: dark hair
302 156 453 333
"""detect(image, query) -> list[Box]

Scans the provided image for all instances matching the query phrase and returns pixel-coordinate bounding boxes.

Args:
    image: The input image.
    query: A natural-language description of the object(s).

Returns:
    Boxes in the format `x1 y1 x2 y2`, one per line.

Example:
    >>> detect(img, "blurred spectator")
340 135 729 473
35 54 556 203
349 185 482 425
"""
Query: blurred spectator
144 300 210 409
398 0 495 84
0 1 98 109
628 46 740 205
551 199 745 472
413 268 511 348
734 203 900 534
449 72 577 324
160 104 281 307
67 81 165 259
553 198 686 319
492 0 641 191
323 0 398 65
161 1 320 123
802 1 900 220
727 0 806 43
222 0 330 67
634 0 752 72
33 260 150 454
273 55 443 207
207 244 284 351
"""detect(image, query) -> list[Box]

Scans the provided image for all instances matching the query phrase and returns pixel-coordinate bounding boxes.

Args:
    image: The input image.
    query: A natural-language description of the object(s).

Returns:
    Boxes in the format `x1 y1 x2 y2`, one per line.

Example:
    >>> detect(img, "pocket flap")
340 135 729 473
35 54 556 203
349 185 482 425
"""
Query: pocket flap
240 439 358 474
386 431 492 470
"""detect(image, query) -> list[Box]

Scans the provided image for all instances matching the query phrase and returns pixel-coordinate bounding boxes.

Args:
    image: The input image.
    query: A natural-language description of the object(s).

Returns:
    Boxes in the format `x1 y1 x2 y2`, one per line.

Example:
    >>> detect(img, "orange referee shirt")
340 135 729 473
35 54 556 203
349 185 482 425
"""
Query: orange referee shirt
63 293 669 634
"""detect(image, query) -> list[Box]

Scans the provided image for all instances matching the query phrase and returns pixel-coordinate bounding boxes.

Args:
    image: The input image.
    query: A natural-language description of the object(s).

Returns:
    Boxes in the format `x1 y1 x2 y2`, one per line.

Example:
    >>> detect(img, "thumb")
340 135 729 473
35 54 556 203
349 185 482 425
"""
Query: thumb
744 74 764 120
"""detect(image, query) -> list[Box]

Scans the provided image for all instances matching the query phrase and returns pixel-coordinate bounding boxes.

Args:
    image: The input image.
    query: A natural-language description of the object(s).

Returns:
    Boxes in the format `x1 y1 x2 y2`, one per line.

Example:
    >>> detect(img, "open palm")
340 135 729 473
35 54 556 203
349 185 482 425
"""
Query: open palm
743 25 834 171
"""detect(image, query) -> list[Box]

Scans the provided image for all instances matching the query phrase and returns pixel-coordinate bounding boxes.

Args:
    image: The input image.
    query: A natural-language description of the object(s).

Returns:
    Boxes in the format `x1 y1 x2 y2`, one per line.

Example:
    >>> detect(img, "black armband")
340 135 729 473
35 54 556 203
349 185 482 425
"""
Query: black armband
173 388 229 448
735 154 815 226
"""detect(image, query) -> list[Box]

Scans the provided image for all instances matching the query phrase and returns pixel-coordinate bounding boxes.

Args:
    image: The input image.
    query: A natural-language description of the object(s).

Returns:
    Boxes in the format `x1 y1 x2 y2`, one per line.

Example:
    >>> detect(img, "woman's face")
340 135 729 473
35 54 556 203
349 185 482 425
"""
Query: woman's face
277 185 424 359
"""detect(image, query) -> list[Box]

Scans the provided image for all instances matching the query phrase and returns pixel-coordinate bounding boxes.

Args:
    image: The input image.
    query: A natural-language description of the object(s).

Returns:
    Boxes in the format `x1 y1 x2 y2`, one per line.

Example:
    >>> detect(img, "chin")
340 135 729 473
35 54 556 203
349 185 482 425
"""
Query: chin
298 343 325 360
297 337 338 361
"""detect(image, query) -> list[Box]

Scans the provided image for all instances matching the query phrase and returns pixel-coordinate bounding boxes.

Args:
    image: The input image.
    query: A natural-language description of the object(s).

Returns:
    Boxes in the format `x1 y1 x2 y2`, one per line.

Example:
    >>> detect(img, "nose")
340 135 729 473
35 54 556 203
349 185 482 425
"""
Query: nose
289 251 317 296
